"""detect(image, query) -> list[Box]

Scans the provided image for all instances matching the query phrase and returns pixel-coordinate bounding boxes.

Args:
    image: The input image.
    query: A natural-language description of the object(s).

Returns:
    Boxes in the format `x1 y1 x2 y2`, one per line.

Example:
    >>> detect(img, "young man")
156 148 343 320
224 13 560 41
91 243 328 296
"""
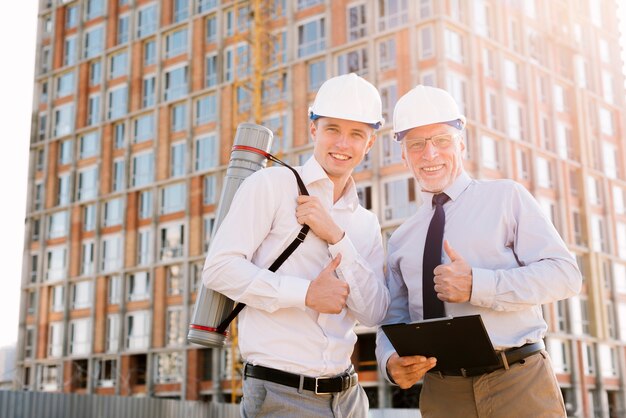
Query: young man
376 85 582 417
203 73 389 417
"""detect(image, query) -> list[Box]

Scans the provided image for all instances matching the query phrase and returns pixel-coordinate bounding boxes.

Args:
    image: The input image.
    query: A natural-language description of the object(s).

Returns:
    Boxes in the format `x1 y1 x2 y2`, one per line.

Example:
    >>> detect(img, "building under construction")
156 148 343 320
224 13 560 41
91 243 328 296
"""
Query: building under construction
18 0 626 416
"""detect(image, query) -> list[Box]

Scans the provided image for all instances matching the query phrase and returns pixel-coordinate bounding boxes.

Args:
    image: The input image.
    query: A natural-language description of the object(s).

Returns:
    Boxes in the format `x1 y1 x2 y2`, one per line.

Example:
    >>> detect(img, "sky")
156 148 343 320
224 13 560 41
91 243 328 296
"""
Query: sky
0 2 625 350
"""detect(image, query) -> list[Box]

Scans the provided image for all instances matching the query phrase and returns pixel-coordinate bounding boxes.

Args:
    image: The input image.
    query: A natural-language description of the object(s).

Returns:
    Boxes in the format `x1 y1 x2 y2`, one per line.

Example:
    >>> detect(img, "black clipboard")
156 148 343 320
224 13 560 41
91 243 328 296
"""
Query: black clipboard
381 315 500 372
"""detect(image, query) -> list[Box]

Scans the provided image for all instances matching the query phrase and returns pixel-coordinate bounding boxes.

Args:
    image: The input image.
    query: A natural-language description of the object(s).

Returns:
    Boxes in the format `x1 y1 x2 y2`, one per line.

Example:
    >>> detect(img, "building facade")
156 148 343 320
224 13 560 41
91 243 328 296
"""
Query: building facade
18 0 626 416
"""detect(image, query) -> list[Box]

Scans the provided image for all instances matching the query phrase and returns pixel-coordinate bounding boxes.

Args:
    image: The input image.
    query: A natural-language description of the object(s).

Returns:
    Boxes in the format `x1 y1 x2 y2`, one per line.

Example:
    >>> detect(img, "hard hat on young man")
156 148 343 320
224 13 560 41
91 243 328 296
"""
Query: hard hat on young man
309 73 385 129
393 85 466 141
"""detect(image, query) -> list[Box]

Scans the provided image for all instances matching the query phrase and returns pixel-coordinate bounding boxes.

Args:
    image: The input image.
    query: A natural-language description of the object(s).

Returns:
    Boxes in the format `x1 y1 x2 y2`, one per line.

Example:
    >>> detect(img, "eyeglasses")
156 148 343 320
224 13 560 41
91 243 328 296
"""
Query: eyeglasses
403 133 459 153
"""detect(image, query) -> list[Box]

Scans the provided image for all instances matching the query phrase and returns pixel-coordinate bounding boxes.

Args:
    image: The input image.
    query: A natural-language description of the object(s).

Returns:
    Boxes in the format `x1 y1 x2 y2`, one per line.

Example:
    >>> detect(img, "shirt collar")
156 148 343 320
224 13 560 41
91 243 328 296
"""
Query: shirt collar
300 156 360 212
420 171 472 206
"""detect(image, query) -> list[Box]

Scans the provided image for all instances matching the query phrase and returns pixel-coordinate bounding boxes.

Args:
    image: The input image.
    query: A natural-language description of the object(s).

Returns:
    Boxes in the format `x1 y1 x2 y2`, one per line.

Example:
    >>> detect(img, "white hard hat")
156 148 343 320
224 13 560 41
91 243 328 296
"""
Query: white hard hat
309 73 384 129
393 85 466 141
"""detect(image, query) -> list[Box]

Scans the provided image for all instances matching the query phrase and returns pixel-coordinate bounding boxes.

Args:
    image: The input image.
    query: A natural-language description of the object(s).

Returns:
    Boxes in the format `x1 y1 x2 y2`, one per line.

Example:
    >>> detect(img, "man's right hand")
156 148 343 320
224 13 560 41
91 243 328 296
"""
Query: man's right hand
386 352 437 389
305 255 349 314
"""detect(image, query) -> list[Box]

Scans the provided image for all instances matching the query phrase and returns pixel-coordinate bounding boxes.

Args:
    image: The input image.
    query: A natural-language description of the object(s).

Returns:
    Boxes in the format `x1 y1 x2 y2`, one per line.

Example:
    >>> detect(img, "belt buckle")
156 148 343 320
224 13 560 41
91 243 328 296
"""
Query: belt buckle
314 376 324 395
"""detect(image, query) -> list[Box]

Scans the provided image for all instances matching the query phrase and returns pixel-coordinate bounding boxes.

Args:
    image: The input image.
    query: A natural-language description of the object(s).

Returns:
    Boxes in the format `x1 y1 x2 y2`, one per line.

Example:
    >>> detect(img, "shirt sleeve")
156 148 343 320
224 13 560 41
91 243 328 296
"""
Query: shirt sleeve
202 169 311 313
328 212 389 327
375 248 411 384
470 183 582 311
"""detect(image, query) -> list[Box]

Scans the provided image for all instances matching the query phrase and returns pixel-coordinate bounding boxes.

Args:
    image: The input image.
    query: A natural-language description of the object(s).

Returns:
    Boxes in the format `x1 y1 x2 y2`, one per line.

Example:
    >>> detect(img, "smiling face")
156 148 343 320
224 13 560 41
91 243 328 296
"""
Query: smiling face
401 123 465 193
310 117 376 186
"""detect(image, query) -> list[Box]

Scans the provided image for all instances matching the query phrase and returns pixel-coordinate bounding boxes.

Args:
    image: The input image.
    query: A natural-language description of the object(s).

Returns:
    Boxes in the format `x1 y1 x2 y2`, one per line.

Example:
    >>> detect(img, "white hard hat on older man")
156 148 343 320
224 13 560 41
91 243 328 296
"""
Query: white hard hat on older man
393 85 466 141
309 73 385 129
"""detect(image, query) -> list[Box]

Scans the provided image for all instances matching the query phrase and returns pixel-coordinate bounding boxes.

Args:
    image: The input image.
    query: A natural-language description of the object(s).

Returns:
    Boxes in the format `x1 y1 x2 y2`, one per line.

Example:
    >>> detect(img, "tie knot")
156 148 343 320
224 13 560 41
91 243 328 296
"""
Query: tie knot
432 193 450 207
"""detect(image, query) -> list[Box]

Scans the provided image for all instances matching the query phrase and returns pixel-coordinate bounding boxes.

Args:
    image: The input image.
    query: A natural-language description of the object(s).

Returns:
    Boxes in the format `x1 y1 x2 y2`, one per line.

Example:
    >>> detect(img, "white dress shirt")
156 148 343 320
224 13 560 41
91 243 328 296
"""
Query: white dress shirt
203 156 389 377
376 171 581 378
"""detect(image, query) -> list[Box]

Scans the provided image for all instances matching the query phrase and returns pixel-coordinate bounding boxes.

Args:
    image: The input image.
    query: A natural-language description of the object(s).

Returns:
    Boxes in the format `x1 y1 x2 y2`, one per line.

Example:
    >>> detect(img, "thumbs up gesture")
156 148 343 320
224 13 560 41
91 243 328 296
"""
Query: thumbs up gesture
432 240 473 303
305 254 350 314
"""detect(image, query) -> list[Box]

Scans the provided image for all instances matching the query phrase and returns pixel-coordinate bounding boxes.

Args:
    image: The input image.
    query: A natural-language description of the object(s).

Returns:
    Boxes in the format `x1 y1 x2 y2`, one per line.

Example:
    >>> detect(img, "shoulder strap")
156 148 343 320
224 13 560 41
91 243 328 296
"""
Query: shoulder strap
216 152 309 334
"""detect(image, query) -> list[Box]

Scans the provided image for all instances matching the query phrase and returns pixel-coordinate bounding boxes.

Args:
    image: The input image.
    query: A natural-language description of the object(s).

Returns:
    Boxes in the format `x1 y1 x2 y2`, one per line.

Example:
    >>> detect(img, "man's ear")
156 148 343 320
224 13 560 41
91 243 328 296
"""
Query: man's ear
401 143 409 169
309 121 317 141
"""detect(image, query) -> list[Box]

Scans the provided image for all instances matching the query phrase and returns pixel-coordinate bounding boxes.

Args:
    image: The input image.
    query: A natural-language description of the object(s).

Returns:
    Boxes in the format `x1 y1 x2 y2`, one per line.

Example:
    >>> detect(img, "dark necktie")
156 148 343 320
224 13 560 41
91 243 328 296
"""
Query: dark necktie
422 193 450 319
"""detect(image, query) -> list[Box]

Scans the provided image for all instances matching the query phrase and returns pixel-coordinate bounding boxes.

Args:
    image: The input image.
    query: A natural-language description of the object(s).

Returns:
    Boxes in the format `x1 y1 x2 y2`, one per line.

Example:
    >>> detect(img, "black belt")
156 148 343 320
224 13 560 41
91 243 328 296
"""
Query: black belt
244 363 358 394
433 341 545 378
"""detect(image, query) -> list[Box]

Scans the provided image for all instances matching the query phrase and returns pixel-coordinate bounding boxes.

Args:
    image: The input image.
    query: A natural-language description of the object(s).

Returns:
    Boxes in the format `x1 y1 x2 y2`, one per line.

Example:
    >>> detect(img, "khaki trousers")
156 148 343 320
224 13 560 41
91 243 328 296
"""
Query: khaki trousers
419 351 566 418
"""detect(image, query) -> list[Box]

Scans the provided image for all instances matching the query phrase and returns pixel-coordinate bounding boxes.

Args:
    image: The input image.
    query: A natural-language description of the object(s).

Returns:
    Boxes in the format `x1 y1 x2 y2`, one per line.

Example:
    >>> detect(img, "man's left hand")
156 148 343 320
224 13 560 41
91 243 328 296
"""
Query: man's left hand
433 240 472 303
296 195 344 245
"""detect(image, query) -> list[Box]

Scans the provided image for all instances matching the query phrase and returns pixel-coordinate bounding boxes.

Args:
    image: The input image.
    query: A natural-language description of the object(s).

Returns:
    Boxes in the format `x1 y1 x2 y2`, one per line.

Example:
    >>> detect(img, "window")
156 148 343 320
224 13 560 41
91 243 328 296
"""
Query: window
137 4 157 38
134 113 155 143
79 132 99 159
112 159 125 192
383 177 417 221
591 215 608 253
27 290 36 315
86 0 104 20
126 310 151 350
164 66 188 101
270 31 287 66
445 29 464 63
224 9 234 37
337 48 368 76
154 352 182 383
516 148 530 180
41 46 52 73
37 365 59 392
160 223 185 260
101 234 122 272
481 135 500 170
234 43 250 79
308 60 326 92
139 190 153 219
137 228 153 266
30 254 39 283
206 15 217 43
89 61 102 86
161 183 186 214
108 275 121 304
382 132 402 166
504 59 520 90
127 272 150 301
166 307 185 346
71 281 92 309
170 142 186 177
167 265 183 296
110 52 128 79
54 104 75 137
197 0 217 13
64 36 77 66
600 345 619 377
195 94 217 125
117 14 130 44
57 173 71 206
379 38 396 71
419 26 433 59
84 25 104 59
33 183 43 211
203 215 215 251
87 94 101 126
173 0 189 22
48 211 69 239
380 84 397 125
66 5 78 28
506 99 523 141
236 4 250 32
133 152 154 187
204 54 218 87
535 157 553 188
83 204 96 231
24 327 35 359
51 285 65 313
356 184 372 209
139 75 155 108
298 17 325 58
547 339 570 373
613 186 625 215
165 28 188 58
106 314 120 352
108 85 128 120
347 4 366 41
38 113 47 141
48 322 64 357
378 0 408 31
264 113 288 154
95 359 116 387
144 39 156 66
171 103 187 133
81 240 95 275
599 108 614 136
114 123 126 149
103 198 123 227
195 135 218 171
69 318 91 355
56 71 75 98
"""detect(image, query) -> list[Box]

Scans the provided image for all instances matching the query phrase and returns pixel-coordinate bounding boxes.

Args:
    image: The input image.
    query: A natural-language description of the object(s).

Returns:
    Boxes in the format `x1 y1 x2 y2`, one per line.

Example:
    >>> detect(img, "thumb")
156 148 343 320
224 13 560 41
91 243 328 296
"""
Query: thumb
325 253 342 272
443 240 461 262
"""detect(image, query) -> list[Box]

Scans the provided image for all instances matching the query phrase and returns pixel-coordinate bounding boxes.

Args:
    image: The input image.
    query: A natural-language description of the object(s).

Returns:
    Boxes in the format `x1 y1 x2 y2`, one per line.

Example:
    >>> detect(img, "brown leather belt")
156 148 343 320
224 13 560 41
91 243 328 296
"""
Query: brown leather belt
433 340 545 377
244 363 358 394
